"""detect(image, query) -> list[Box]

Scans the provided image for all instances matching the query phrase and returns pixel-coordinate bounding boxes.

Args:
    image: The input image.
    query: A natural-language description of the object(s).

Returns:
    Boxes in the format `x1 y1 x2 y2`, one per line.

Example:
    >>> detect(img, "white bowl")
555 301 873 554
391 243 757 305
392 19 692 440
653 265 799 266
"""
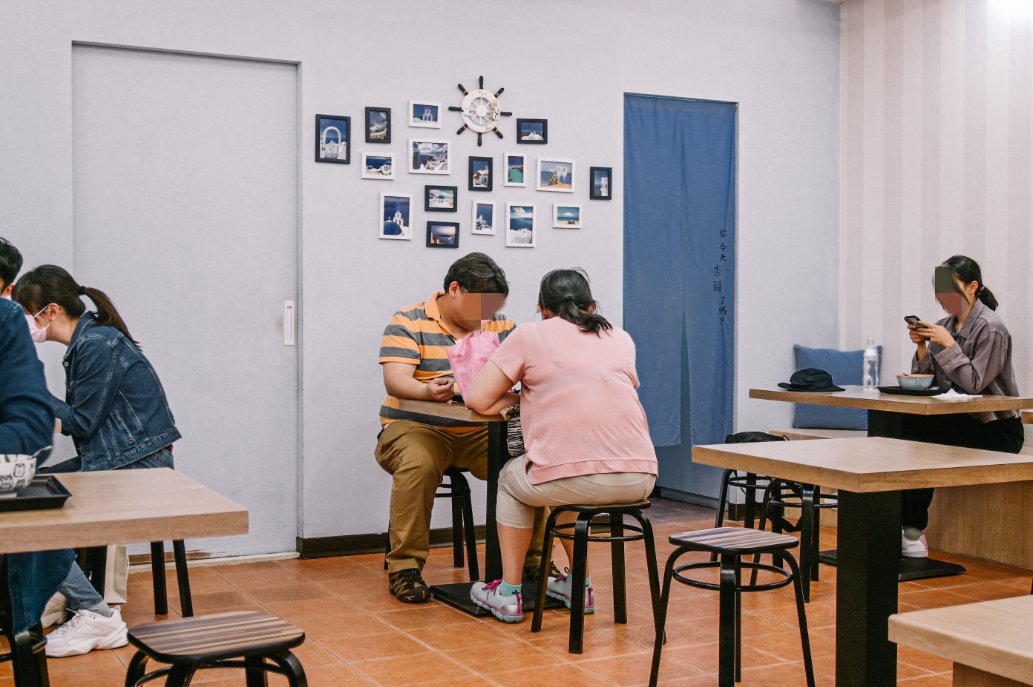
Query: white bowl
0 452 41 493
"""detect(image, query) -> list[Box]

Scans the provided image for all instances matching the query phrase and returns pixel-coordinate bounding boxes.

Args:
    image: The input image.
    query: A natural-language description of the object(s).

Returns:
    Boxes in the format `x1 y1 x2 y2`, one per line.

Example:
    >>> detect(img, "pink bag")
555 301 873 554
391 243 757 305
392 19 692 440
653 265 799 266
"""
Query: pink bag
447 330 501 396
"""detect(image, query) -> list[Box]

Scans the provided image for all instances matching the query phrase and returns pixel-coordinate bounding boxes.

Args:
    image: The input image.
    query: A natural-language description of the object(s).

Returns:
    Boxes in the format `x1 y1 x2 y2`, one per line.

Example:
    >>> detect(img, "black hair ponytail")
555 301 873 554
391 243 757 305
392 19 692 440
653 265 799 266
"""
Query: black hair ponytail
942 255 998 311
12 265 140 346
537 268 612 335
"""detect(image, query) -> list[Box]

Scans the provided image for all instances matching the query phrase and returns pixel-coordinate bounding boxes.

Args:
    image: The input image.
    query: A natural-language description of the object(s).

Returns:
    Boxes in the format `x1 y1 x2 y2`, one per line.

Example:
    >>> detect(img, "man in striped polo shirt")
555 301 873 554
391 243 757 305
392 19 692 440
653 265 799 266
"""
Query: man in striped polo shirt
376 253 541 603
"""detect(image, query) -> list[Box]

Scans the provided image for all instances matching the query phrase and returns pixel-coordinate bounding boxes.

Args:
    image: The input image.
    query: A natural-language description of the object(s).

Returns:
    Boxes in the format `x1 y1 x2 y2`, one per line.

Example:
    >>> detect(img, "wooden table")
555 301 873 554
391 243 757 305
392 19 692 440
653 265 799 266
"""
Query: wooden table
693 436 1033 687
395 399 509 616
890 595 1033 686
751 385 1033 577
0 469 248 687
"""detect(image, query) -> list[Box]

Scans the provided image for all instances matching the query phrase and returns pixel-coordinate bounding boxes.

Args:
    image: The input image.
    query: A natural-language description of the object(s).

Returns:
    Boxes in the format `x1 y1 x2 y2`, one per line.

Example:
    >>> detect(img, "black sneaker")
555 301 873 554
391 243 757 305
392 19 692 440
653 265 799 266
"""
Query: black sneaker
389 568 431 603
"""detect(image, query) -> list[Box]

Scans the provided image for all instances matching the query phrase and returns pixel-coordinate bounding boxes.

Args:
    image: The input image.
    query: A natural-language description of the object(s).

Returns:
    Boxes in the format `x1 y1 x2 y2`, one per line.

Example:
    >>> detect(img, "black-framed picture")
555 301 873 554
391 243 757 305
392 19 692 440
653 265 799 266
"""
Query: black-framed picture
589 166 613 200
426 220 460 248
424 185 458 212
315 114 351 164
516 118 548 144
365 107 391 143
468 156 493 192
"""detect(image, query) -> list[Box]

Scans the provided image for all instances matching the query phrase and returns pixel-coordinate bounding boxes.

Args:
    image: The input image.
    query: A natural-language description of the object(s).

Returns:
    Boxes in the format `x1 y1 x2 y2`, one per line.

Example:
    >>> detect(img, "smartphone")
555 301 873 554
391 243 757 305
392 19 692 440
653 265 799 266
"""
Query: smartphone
904 315 921 326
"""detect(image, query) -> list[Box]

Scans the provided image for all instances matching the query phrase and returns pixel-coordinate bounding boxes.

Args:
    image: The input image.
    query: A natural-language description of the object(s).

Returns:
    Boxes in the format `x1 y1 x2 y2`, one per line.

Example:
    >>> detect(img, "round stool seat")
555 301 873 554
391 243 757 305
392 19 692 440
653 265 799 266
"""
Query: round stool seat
669 526 799 555
128 611 304 665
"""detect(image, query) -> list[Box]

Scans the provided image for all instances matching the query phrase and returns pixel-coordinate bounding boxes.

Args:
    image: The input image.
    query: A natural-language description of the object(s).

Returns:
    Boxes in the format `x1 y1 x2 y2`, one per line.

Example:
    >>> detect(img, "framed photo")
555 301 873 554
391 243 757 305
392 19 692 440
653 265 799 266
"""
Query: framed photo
424 185 458 212
503 152 526 187
516 118 548 144
315 114 350 164
365 107 391 144
537 158 575 193
553 204 582 229
590 166 613 200
505 203 536 247
471 201 496 235
380 193 412 240
409 138 451 174
409 101 442 128
361 153 395 180
468 155 493 192
426 221 460 248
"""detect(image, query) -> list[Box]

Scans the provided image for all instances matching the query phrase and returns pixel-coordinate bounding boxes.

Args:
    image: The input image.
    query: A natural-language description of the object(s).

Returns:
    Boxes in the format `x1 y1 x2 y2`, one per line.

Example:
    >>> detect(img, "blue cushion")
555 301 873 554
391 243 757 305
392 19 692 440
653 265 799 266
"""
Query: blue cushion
790 344 879 431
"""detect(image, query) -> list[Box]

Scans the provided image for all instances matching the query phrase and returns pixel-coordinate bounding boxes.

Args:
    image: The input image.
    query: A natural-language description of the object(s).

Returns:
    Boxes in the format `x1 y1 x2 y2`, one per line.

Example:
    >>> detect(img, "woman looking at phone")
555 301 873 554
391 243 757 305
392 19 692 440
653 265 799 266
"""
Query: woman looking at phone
12 265 181 657
902 255 1023 557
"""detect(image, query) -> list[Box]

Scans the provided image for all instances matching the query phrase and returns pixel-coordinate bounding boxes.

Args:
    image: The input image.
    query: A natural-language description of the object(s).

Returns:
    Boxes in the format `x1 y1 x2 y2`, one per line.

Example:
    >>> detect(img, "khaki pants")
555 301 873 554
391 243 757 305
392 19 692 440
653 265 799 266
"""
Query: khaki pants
375 420 545 574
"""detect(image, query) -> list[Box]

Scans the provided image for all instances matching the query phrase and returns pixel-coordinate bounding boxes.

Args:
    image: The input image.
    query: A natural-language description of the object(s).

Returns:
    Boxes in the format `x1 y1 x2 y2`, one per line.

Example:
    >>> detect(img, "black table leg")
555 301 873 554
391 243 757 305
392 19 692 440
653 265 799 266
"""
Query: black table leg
836 490 900 687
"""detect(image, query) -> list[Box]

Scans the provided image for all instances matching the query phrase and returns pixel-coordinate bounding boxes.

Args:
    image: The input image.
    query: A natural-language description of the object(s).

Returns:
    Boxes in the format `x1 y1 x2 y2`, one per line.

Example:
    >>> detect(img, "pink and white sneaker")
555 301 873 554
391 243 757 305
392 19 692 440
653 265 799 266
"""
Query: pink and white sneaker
470 579 523 623
546 568 595 614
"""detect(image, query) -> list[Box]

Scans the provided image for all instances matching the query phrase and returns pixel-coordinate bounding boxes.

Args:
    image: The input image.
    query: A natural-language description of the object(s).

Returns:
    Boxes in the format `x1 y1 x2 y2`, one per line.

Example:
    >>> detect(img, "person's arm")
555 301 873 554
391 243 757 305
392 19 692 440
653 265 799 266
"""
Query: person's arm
51 335 129 439
0 304 54 456
382 362 454 402
464 361 518 415
934 327 1009 394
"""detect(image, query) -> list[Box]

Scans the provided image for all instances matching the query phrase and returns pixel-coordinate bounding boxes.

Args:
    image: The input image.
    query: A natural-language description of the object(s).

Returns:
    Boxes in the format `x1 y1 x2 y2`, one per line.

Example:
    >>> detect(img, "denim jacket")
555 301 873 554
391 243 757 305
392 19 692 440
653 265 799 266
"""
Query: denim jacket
53 312 181 470
0 298 72 634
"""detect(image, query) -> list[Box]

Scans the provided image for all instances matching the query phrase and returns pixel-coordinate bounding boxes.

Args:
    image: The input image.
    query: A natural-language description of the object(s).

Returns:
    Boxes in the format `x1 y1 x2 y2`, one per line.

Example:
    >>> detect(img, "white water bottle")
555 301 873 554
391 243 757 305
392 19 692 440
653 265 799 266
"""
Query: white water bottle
862 339 879 391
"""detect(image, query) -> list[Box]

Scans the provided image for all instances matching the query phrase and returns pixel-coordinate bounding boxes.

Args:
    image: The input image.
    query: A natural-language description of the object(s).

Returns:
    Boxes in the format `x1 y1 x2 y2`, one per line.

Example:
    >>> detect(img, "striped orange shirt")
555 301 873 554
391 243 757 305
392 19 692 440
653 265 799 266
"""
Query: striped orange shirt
379 292 515 428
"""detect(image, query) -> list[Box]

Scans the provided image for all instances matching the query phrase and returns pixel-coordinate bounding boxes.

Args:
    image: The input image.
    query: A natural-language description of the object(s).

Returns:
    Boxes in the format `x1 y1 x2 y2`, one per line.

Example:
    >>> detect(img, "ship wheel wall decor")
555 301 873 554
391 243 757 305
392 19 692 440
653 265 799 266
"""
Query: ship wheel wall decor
448 75 513 146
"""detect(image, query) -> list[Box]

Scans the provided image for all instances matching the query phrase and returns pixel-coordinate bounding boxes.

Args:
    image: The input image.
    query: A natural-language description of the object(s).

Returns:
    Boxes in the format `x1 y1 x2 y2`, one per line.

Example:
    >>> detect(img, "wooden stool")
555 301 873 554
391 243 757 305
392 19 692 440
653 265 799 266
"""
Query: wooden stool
383 467 479 580
649 527 815 687
530 501 661 654
123 611 306 687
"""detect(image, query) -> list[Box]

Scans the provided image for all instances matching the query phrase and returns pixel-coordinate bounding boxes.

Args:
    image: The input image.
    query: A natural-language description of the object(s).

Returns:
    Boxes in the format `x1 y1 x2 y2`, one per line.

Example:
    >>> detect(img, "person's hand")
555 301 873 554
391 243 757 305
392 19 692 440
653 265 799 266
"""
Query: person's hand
425 377 455 402
907 323 928 345
917 322 955 348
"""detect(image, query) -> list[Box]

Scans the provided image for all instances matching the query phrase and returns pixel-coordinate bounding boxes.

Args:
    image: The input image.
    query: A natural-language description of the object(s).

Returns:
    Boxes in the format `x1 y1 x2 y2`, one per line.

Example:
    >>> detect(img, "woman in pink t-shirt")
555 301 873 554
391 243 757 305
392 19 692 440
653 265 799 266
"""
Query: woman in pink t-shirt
465 268 657 623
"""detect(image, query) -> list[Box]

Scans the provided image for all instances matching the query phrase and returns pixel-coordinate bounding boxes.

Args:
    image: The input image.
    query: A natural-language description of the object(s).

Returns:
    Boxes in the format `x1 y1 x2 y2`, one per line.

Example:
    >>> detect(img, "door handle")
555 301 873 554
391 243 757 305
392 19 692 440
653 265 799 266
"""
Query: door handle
284 301 296 346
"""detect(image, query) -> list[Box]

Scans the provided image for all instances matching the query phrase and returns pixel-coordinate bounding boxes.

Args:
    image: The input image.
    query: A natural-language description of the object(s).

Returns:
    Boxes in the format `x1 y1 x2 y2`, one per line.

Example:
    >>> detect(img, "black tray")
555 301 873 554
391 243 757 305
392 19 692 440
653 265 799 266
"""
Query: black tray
0 476 71 512
877 385 947 396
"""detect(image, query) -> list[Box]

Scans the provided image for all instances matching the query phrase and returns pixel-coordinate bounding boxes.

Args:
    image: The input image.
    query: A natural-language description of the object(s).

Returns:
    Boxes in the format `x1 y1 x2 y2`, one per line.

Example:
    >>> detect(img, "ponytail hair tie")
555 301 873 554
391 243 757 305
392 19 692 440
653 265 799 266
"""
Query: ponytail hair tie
78 286 88 296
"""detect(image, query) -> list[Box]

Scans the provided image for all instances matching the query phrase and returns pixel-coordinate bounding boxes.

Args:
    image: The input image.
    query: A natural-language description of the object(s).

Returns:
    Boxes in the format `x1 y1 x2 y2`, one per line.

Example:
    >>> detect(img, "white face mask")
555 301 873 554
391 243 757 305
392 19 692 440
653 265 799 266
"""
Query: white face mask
26 306 51 344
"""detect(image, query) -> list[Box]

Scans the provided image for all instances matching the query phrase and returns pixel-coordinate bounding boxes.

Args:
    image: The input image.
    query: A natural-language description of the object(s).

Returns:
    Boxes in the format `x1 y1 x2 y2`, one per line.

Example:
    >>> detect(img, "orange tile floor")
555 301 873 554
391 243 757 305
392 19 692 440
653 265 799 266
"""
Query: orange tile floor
4 498 1031 686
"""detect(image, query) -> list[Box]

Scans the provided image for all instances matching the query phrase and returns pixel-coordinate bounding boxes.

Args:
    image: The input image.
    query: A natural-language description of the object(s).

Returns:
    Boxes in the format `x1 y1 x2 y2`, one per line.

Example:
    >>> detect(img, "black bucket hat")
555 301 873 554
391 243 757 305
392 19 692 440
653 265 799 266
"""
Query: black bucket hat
778 368 844 392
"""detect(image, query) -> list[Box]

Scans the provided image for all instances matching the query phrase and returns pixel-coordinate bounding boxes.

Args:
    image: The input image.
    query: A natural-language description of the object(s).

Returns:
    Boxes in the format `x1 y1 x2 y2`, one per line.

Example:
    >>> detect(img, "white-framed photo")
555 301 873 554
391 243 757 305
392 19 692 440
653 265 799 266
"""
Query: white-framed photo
362 153 395 180
505 203 536 247
409 101 442 128
471 201 496 235
409 138 451 174
380 193 413 240
503 152 527 187
553 204 582 229
536 158 575 193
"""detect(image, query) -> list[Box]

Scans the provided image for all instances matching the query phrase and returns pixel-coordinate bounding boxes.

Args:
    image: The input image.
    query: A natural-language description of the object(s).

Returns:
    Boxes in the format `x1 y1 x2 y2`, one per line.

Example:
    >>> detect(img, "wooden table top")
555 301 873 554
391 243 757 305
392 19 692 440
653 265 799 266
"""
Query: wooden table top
396 398 504 423
889 595 1033 684
750 385 1033 415
0 469 248 554
692 437 1033 492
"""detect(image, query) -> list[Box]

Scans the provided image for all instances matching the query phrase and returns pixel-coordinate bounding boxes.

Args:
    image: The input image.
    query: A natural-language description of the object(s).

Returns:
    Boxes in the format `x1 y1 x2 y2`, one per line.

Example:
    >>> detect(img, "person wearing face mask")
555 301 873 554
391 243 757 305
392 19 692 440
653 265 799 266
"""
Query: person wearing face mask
901 255 1023 558
375 252 546 603
12 264 180 657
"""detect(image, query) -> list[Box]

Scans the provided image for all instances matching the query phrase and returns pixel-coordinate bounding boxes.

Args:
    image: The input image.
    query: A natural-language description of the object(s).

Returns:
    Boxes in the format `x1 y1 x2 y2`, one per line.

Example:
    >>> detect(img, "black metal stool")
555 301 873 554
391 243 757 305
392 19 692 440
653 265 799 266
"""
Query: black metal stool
123 611 306 686
714 470 772 530
0 556 50 687
85 540 193 616
383 467 479 580
757 479 837 601
649 527 815 687
531 501 661 654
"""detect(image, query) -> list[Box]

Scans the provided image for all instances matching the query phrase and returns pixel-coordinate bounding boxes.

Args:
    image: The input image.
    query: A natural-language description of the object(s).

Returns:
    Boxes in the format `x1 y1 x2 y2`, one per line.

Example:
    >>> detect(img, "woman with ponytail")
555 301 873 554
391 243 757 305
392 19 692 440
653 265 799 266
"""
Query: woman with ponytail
901 255 1023 558
464 268 657 624
12 265 180 657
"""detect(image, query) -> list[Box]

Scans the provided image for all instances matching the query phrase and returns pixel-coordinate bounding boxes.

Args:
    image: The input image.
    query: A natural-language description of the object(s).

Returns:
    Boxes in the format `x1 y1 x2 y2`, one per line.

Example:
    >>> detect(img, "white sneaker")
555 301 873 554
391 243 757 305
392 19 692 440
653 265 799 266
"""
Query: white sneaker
41 592 67 629
901 532 929 558
45 607 128 658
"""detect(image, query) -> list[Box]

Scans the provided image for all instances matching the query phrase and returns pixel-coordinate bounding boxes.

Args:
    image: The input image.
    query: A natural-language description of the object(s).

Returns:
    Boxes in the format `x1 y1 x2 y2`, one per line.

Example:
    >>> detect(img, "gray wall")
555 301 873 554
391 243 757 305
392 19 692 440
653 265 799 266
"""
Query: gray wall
0 0 840 550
